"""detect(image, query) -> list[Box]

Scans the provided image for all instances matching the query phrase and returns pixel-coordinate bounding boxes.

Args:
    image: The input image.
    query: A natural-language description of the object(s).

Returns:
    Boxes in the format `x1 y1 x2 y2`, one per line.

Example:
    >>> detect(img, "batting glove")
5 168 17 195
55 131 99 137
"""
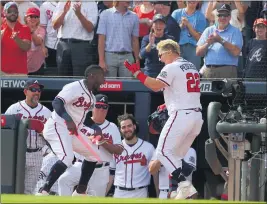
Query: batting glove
124 60 148 84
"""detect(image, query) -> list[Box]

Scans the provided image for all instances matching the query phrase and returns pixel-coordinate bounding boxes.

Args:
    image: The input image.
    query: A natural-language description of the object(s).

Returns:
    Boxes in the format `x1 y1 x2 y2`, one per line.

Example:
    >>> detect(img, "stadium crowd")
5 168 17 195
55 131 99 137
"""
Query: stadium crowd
1 1 267 78
1 0 267 200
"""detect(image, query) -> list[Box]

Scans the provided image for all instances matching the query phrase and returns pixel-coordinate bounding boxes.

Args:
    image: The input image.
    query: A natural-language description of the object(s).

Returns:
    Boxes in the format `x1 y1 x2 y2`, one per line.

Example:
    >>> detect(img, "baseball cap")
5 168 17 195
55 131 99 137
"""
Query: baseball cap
4 2 18 12
95 94 108 105
153 1 171 6
152 14 166 24
26 7 40 17
217 4 231 14
254 18 267 27
24 79 44 89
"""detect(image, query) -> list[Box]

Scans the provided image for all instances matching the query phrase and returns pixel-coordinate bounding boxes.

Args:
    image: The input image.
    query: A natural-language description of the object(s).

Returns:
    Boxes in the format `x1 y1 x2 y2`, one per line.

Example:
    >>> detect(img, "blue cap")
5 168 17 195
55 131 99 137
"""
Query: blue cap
24 79 44 89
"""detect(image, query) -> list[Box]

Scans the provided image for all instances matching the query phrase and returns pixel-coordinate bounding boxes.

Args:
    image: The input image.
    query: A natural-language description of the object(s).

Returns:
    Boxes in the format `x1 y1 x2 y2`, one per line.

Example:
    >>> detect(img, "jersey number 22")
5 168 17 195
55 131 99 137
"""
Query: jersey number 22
186 73 200 93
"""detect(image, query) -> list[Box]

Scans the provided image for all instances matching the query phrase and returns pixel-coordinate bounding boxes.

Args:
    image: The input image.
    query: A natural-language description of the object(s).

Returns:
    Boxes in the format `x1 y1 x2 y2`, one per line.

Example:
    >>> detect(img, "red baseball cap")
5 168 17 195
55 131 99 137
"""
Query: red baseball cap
26 7 40 17
254 18 267 27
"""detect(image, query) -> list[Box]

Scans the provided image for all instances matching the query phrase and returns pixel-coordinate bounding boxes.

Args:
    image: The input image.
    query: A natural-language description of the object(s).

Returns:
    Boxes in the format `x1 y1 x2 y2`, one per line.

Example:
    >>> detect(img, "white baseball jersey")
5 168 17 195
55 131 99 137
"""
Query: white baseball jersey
5 100 51 149
157 58 202 113
79 119 123 162
40 1 58 49
111 139 155 188
155 147 197 190
34 152 59 194
51 80 96 127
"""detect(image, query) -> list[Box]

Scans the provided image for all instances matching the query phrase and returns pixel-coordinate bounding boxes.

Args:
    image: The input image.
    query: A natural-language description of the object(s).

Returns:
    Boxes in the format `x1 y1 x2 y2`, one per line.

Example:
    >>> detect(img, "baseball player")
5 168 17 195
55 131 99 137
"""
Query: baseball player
34 151 59 195
112 114 155 198
124 39 203 199
37 65 107 196
149 147 197 199
5 80 51 194
58 94 123 196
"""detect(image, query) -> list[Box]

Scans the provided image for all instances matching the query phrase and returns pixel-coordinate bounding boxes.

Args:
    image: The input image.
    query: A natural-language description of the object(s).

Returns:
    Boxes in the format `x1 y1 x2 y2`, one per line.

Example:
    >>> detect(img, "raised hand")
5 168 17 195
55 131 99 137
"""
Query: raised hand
64 1 71 14
73 2 82 16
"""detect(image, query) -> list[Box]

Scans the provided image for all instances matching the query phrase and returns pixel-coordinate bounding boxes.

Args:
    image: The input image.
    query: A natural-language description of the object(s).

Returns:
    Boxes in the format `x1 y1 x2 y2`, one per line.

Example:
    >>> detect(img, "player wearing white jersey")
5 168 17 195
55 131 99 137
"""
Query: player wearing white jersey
58 94 123 196
111 114 155 198
5 80 51 194
124 39 203 199
37 65 106 196
149 147 197 199
34 152 59 195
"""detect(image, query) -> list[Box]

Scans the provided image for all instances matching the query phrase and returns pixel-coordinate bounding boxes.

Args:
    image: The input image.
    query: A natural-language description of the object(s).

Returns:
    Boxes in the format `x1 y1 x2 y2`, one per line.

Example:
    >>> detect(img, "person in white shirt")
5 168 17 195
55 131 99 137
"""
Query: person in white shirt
111 114 155 198
52 0 98 76
5 79 51 194
39 0 58 75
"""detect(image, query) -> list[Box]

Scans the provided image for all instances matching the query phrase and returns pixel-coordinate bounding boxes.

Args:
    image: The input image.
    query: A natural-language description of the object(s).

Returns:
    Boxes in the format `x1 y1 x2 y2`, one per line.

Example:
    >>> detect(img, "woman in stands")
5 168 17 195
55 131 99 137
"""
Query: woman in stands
25 7 47 76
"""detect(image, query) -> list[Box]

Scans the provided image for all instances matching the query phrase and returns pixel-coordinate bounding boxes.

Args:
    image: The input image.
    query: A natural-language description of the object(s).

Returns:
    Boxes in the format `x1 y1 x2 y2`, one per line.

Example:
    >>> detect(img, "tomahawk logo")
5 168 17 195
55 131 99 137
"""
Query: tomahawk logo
100 97 105 102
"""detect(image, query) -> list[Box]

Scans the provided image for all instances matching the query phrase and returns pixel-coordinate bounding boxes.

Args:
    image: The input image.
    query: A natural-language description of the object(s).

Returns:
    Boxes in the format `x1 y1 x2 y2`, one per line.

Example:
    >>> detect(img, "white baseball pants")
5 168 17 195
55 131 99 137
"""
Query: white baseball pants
58 161 110 196
43 118 109 167
156 110 203 174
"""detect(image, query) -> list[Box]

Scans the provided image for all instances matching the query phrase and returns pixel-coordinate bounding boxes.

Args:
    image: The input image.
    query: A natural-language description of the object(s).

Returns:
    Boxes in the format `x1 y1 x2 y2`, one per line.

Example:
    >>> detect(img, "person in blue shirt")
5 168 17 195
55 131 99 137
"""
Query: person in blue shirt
139 14 174 77
172 1 206 70
196 4 243 79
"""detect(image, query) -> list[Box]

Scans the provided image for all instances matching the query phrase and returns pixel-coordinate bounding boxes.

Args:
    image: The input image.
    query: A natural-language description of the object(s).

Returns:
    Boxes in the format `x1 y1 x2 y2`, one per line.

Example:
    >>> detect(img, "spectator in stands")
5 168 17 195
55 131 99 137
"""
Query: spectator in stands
196 4 243 79
244 18 267 78
140 14 174 77
97 1 139 77
40 0 58 76
91 1 113 65
172 1 206 70
14 1 39 24
1 2 31 75
1 1 8 22
153 1 180 43
133 2 155 41
52 1 98 76
25 7 46 76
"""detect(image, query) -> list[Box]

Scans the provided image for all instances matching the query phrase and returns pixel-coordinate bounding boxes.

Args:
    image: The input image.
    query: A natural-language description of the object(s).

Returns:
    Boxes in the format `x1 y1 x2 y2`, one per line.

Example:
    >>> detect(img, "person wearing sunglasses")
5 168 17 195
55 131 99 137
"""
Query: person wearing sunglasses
5 79 52 194
58 94 123 197
25 7 46 76
1 2 31 75
196 4 243 79
124 39 203 199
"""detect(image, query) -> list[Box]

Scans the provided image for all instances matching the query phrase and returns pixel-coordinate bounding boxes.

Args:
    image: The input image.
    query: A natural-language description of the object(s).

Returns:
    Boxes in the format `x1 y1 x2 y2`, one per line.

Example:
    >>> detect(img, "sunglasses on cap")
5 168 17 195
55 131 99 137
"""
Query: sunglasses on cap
217 14 230 18
95 104 109 110
28 87 42 93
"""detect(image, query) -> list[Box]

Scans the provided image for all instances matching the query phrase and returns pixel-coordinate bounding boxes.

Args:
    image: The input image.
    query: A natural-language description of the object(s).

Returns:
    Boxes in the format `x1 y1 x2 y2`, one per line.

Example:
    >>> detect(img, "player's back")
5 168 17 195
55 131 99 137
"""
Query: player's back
157 58 201 113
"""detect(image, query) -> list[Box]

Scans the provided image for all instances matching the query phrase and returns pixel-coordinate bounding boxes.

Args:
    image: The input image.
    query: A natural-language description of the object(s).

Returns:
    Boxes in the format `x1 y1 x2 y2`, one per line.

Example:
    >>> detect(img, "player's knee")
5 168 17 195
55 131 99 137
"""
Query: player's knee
62 154 75 167
58 174 68 186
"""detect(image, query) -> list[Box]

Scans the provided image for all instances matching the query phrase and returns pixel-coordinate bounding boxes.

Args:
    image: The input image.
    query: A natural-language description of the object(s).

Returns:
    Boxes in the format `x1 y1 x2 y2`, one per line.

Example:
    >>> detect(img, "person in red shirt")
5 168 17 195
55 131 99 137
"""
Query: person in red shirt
1 2 31 75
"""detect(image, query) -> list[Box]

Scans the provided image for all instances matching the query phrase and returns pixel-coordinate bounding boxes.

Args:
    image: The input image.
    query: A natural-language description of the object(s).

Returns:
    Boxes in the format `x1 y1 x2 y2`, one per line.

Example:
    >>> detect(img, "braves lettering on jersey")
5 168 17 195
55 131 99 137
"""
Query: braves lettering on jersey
78 119 123 162
157 58 202 113
51 80 96 126
112 139 155 188
5 100 51 149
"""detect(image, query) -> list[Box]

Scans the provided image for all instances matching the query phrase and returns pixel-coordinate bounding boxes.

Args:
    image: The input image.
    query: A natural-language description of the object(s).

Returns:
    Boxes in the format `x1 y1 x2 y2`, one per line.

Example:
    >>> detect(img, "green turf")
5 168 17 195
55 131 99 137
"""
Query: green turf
1 195 265 203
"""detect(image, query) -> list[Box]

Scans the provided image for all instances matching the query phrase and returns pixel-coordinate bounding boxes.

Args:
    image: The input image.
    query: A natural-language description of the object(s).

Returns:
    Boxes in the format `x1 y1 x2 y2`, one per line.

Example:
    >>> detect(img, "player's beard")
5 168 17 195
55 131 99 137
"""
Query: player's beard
123 129 136 141
31 95 40 105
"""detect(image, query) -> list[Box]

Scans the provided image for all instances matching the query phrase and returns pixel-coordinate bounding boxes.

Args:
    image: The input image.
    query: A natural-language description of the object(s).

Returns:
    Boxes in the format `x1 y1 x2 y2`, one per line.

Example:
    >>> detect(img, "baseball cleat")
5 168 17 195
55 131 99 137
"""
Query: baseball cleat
72 190 87 196
175 180 198 200
35 190 49 196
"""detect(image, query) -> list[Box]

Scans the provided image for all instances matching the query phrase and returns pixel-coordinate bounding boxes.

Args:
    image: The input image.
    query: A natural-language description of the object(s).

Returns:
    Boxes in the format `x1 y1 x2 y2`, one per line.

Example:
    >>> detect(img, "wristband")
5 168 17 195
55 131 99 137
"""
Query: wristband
135 72 148 84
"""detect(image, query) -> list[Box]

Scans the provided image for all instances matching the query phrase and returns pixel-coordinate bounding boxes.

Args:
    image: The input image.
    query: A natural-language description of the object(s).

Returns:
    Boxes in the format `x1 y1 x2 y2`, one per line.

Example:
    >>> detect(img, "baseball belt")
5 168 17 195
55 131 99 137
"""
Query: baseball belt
27 147 42 153
160 189 169 192
115 185 148 191
77 160 109 168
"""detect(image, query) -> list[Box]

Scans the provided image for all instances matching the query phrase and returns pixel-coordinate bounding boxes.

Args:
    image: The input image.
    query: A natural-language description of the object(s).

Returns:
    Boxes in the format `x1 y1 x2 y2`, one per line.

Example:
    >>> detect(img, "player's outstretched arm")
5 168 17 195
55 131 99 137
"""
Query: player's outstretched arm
52 98 77 135
124 60 166 92
101 143 124 155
